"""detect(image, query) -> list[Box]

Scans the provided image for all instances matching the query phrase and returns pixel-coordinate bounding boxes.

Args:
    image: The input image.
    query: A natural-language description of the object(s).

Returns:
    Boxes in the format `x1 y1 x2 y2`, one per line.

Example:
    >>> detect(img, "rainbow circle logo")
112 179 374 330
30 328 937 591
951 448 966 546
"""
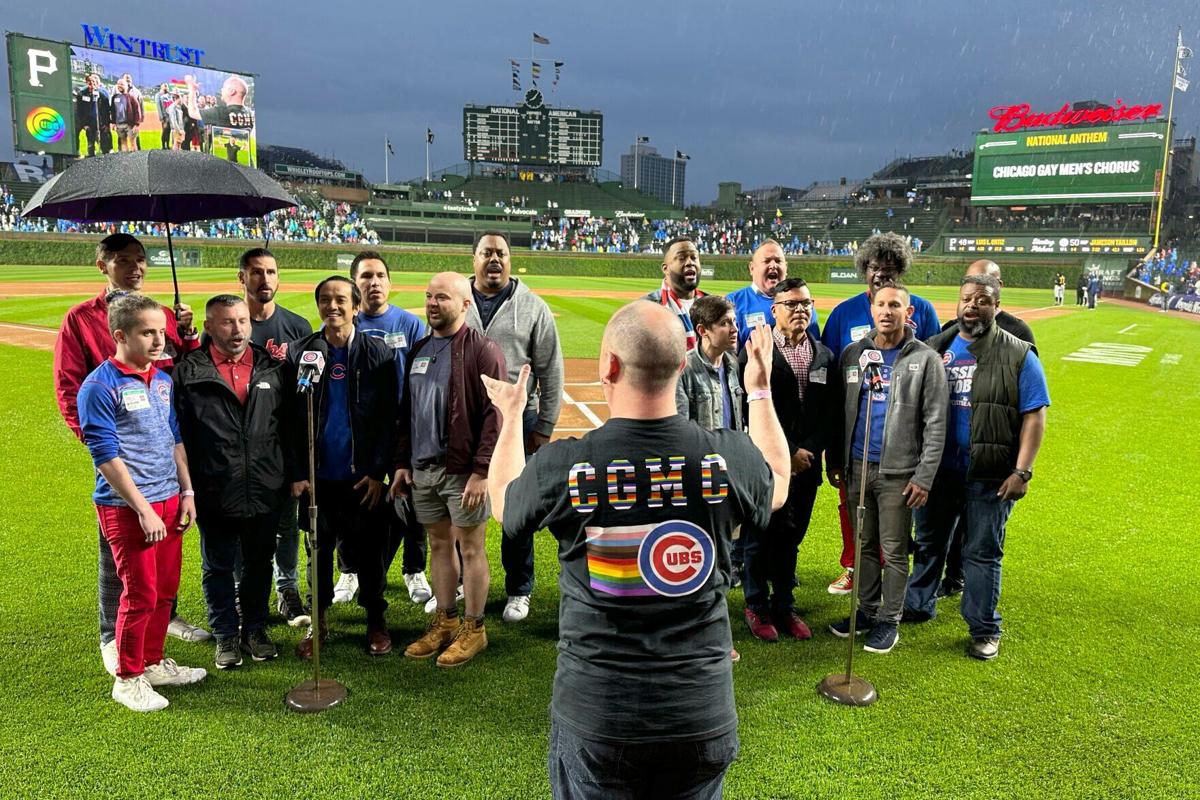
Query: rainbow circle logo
26 106 66 143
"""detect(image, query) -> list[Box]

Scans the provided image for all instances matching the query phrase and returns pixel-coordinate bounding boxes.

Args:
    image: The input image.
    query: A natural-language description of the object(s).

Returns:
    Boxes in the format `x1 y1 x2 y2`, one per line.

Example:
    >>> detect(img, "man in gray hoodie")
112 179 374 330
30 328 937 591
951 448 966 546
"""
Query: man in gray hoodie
465 231 564 623
826 281 947 654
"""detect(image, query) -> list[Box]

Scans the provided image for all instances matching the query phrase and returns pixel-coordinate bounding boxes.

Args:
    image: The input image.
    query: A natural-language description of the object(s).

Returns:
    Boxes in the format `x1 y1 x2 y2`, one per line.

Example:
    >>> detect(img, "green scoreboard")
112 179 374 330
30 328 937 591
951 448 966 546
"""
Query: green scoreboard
970 121 1169 206
463 89 603 167
6 34 76 156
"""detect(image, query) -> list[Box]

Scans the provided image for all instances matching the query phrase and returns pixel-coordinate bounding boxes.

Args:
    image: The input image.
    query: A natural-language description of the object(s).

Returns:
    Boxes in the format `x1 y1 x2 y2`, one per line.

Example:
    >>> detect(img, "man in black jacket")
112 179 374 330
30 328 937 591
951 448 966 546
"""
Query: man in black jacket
737 277 837 643
288 277 398 659
174 296 291 668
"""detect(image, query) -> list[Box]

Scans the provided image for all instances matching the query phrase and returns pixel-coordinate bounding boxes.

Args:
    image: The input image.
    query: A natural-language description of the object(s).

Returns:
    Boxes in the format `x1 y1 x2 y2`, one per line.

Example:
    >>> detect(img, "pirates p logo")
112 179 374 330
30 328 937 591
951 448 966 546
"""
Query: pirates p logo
638 520 714 597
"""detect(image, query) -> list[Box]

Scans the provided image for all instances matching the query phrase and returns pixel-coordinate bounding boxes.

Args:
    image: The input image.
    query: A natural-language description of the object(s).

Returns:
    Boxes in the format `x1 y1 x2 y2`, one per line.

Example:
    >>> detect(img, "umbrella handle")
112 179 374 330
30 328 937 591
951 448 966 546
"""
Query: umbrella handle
163 198 181 308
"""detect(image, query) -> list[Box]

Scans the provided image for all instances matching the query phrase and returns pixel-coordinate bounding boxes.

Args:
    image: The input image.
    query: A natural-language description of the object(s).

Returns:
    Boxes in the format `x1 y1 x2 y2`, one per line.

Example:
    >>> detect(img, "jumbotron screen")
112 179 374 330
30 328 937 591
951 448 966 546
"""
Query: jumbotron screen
6 33 256 166
970 121 1168 206
463 90 603 167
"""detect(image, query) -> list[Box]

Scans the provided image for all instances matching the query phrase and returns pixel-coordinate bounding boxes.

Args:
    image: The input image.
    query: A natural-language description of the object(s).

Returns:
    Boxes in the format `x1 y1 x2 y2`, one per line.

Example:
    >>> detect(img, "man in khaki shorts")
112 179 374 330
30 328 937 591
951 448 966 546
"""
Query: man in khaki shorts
392 273 506 667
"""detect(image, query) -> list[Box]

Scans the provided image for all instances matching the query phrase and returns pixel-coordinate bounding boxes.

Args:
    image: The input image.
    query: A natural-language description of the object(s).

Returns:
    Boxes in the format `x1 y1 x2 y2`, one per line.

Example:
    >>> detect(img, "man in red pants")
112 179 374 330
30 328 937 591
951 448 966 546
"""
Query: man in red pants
79 294 207 711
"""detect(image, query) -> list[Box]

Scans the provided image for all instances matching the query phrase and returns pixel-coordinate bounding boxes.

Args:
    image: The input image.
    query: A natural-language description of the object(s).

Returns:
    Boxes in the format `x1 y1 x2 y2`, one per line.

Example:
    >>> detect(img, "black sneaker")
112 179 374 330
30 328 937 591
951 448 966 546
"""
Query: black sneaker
215 636 243 669
863 622 899 654
937 577 965 598
828 610 874 638
241 629 279 662
277 588 311 628
901 607 934 624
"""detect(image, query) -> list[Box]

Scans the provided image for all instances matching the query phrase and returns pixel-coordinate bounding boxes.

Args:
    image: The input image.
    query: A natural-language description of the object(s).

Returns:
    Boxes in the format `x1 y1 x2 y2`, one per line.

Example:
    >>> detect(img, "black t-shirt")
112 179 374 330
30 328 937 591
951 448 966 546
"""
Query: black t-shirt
503 416 773 743
472 280 516 329
250 306 313 360
202 102 254 129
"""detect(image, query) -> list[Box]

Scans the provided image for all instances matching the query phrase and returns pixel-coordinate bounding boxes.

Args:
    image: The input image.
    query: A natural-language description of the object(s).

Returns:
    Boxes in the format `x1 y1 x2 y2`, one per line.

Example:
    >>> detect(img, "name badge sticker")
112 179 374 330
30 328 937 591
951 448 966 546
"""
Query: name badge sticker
411 357 431 375
384 332 407 350
809 367 827 385
850 325 871 343
121 386 151 411
745 311 767 329
846 369 859 384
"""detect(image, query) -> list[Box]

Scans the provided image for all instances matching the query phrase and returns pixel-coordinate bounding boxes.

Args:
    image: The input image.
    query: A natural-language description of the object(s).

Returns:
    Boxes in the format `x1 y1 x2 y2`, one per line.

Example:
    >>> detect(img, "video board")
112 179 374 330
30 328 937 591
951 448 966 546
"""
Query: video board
970 122 1168 206
7 33 257 166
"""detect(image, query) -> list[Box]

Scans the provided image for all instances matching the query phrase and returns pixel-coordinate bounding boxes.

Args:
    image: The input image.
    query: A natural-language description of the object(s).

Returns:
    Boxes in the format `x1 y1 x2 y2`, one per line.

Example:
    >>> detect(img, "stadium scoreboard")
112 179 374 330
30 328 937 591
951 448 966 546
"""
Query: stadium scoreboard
970 121 1169 206
463 90 603 167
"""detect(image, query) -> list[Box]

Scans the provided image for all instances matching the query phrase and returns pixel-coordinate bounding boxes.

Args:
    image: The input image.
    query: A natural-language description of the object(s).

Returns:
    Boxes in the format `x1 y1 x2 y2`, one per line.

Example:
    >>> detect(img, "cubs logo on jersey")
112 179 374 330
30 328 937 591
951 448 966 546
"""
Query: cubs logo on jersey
585 520 715 598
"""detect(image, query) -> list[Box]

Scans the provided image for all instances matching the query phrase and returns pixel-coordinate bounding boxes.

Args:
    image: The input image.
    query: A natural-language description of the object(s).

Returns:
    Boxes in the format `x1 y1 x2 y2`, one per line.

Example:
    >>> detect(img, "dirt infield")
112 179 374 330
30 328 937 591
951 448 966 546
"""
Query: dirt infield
0 322 56 351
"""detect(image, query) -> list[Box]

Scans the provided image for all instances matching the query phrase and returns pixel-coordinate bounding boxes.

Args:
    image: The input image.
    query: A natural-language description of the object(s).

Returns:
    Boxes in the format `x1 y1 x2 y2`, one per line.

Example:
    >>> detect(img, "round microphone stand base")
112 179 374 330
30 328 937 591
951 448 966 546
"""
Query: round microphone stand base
817 672 878 707
285 678 349 713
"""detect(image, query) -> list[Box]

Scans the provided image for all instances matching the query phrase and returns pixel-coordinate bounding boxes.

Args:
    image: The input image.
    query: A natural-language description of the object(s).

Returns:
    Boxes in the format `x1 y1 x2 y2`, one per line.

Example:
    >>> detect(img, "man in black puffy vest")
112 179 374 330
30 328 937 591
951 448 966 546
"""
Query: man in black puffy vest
903 274 1050 661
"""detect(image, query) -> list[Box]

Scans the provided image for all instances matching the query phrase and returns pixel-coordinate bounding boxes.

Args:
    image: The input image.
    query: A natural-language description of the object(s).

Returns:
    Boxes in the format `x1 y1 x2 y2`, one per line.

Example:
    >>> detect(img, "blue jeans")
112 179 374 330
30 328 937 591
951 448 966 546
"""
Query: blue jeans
548 718 738 800
273 497 301 592
905 473 1013 638
500 409 540 596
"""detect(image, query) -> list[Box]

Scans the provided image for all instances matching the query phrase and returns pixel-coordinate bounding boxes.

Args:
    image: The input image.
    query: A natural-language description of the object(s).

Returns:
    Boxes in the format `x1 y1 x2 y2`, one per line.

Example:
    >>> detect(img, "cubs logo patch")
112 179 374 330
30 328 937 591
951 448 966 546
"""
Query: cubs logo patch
637 520 715 597
156 382 172 405
329 363 348 380
942 351 954 365
584 520 716 598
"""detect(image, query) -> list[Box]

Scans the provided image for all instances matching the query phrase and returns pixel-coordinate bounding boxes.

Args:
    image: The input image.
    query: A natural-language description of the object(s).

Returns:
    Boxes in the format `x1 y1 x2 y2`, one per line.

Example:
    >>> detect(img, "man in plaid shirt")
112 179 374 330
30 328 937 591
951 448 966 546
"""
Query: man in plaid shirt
738 278 837 643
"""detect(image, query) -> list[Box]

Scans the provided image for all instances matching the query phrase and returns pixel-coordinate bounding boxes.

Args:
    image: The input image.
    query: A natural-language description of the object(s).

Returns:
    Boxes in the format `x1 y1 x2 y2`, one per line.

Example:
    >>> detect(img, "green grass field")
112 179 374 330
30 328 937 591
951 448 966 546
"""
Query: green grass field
0 266 1196 799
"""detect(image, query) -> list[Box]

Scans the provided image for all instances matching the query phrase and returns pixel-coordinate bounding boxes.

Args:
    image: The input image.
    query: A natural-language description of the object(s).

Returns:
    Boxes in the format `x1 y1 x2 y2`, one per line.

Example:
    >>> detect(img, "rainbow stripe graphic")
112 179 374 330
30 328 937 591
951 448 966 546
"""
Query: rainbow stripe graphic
585 524 655 596
26 106 66 143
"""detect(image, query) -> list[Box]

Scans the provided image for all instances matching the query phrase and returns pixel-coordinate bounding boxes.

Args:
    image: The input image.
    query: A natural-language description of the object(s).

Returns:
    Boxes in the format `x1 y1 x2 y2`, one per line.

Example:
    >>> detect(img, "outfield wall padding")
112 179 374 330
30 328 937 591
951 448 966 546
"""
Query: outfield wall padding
0 234 1081 287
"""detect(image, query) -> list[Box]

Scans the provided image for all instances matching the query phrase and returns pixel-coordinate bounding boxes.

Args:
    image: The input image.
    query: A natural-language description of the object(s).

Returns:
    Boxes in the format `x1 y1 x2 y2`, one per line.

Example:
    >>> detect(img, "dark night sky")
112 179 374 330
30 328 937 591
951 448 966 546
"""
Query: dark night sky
3 1 1197 203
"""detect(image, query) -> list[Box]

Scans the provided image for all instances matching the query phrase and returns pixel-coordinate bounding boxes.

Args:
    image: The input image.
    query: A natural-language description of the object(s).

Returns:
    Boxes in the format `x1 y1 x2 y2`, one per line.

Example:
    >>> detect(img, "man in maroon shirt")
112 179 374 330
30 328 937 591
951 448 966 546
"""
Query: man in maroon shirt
52 234 208 676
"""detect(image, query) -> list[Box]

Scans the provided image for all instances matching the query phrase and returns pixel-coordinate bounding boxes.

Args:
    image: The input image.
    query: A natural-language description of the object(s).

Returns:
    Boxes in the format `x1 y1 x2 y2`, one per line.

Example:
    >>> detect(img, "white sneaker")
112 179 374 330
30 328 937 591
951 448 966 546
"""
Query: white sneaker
423 584 464 614
112 675 169 712
404 572 432 604
101 639 118 677
144 657 207 687
332 572 359 604
502 595 531 623
166 615 212 642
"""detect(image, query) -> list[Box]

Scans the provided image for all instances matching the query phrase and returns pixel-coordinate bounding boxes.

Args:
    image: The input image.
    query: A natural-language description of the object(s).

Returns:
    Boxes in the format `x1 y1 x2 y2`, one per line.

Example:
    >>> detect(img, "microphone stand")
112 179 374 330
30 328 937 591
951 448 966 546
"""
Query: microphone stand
819 364 879 707
286 380 348 712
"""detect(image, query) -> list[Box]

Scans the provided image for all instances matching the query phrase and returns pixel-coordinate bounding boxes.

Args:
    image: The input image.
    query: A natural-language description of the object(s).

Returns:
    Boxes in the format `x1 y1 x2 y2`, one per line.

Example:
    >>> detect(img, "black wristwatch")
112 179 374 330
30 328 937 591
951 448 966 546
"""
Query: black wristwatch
1012 468 1033 482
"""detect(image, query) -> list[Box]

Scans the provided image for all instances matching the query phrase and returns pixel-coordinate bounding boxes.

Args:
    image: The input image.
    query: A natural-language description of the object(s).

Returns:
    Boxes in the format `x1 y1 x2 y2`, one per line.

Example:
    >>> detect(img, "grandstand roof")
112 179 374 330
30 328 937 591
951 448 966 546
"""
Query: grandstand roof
258 145 349 172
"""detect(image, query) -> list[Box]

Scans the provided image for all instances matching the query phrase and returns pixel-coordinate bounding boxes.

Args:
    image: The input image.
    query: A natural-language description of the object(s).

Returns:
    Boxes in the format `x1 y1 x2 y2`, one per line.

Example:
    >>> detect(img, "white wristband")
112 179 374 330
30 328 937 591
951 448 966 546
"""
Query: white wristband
747 390 772 402
181 490 195 497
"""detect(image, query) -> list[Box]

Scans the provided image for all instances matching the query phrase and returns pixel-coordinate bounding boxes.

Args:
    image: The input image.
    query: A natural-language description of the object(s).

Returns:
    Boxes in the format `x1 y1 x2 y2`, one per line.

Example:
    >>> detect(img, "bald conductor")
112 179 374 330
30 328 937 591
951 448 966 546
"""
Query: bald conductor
485 301 790 799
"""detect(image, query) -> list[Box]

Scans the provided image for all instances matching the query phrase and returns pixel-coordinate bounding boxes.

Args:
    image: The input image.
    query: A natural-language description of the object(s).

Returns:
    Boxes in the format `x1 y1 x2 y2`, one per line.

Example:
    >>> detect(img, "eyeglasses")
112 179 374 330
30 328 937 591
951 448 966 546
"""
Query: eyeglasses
773 299 813 310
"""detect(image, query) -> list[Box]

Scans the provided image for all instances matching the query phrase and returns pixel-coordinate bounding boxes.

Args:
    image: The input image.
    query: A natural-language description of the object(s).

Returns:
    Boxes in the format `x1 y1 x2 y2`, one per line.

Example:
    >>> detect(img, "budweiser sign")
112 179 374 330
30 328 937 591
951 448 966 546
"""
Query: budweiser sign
988 101 1163 133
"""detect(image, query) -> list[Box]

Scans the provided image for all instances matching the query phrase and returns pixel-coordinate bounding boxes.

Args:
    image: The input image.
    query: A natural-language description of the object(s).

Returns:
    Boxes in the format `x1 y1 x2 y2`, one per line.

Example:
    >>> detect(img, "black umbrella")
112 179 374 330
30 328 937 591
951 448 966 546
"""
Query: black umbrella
22 150 297 304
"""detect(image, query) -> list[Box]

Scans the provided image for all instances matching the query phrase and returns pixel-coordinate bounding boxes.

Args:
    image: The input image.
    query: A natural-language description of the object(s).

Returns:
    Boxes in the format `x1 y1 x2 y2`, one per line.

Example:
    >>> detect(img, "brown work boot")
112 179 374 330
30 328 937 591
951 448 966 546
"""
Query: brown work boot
436 617 488 668
404 610 459 660
295 614 329 661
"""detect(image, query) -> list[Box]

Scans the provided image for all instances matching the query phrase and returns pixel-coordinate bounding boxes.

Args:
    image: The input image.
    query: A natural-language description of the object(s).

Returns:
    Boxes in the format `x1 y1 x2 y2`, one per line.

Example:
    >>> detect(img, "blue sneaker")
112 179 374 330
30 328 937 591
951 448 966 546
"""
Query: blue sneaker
864 622 899 654
828 610 874 638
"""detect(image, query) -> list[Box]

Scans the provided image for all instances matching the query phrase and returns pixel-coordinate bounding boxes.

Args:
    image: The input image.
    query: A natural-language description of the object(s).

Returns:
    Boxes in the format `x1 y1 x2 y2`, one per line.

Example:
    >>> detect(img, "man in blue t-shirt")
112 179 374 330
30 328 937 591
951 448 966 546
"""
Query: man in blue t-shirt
726 239 820 352
820 233 940 596
348 251 431 608
903 274 1049 661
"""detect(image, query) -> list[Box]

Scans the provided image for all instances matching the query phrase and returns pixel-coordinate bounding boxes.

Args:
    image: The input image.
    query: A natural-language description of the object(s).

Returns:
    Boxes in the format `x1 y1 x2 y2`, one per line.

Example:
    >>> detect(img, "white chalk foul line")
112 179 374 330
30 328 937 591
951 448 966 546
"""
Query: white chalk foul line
0 321 55 334
1117 324 1138 335
561 390 604 428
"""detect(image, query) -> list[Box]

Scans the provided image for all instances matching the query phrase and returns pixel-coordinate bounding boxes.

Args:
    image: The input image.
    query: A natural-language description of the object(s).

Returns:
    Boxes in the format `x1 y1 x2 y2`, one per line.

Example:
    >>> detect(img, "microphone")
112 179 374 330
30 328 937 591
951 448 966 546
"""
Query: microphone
297 350 326 393
858 349 885 393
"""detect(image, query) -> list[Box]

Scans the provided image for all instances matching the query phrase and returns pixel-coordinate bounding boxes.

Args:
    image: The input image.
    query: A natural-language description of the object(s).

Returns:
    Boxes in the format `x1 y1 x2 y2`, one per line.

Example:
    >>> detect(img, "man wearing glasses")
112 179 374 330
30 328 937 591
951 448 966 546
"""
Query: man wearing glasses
820 233 940 597
738 278 837 643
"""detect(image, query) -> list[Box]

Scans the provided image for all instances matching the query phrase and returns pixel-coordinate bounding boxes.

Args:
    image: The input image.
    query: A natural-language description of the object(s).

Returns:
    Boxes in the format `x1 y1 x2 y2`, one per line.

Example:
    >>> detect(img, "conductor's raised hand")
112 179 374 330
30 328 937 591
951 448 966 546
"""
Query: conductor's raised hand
743 323 775 392
482 363 532 425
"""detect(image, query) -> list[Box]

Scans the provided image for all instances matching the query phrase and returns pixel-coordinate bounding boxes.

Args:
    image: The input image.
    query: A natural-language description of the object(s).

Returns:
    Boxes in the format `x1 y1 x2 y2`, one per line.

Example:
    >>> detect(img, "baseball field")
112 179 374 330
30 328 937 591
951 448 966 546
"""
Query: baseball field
0 265 1196 799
